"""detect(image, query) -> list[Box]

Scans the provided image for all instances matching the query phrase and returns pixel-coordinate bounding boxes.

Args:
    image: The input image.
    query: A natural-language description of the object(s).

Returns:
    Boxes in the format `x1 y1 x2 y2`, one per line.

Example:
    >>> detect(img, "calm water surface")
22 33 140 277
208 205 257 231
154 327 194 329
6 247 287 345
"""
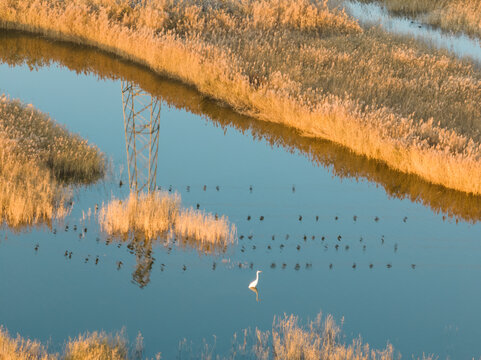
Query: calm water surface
1 31 481 359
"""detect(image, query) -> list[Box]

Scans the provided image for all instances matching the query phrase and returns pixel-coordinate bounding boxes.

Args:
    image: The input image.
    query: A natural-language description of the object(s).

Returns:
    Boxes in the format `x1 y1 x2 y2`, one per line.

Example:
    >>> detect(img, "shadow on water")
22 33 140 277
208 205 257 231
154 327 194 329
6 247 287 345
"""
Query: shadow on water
1 30 481 223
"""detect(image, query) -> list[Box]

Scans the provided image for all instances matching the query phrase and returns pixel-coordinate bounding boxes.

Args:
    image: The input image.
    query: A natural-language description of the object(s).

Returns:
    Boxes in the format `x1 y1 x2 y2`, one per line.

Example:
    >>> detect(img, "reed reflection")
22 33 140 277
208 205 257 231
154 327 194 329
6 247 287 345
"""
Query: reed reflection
1 30 480 223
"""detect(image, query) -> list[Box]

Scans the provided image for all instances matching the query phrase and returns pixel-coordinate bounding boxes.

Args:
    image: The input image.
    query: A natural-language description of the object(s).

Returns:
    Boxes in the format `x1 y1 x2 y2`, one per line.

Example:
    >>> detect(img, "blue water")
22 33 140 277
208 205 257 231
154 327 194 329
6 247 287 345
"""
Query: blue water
1 32 481 359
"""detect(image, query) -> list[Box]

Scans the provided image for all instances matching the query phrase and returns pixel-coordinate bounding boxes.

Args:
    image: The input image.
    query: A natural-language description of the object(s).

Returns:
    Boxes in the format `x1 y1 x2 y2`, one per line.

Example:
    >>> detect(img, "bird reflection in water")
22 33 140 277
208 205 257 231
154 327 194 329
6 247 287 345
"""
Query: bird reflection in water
249 286 261 302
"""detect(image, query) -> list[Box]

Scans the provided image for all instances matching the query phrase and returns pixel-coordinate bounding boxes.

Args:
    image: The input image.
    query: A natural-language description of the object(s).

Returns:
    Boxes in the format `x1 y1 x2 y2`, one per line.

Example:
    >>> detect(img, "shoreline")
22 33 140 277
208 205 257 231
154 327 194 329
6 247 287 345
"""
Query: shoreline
2 1 481 194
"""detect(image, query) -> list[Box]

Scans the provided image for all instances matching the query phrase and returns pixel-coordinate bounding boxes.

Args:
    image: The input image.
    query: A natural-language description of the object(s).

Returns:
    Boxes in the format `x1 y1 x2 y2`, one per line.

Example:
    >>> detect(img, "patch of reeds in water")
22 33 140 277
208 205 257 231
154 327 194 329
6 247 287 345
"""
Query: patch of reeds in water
3 0 481 194
0 327 151 360
98 192 236 250
0 96 105 228
358 0 481 39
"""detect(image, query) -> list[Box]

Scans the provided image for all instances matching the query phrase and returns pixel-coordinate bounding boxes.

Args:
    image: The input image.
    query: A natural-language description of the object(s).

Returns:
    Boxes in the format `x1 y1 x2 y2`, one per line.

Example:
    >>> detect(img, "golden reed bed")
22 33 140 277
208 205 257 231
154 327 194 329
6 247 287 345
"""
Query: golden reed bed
98 192 236 248
0 96 105 228
0 311 420 359
2 0 481 195
1 31 480 223
358 0 481 39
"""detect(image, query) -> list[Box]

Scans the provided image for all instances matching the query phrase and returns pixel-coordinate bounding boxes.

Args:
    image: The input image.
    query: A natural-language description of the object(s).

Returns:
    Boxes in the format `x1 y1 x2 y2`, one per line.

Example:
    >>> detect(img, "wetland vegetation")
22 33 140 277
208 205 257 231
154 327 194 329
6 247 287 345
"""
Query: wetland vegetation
0 96 104 228
3 0 481 194
357 0 481 38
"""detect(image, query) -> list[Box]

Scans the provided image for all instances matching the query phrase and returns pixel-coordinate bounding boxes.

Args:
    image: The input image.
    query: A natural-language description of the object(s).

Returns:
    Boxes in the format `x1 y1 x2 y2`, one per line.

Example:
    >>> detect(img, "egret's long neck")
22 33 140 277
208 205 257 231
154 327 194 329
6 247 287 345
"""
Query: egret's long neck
256 272 260 281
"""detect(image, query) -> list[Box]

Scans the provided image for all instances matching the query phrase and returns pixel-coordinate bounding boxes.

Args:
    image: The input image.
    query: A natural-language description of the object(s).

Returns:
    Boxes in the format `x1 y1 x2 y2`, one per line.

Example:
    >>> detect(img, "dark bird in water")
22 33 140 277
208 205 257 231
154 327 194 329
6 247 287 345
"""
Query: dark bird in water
68 252 72 259
345 245 349 250
359 237 363 242
292 185 296 193
64 250 68 257
240 235 244 240
85 257 89 263
411 264 416 269
238 263 243 269
353 215 357 221
296 245 301 250
95 257 99 265
337 235 342 241
272 235 275 240
252 245 256 250
282 263 287 269
303 235 307 241
84 227 87 233
381 235 385 244
285 234 290 240
260 216 264 221
270 262 276 269
117 261 123 270
280 244 284 249
240 246 245 253
352 263 356 269
247 215 251 221
183 265 187 271
329 263 333 269
73 225 77 231
53 228 57 235
212 262 216 270
387 263 392 268
374 216 380 222
119 180 123 187
250 262 254 269
298 215 302 221
216 185 220 191
196 203 200 209
295 263 300 270
249 185 253 193
335 244 339 250
306 263 312 269
65 225 69 232
186 186 190 192
267 245 271 250
203 185 207 191
335 216 338 220
363 245 367 251
369 263 373 269
248 235 253 240
321 236 325 241
34 244 39 252
403 216 408 222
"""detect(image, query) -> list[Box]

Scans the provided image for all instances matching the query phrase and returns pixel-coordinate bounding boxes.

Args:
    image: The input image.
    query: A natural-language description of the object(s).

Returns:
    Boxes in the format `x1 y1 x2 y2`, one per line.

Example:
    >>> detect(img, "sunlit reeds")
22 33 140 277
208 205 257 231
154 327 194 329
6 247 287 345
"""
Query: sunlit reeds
358 0 481 39
98 191 236 250
3 0 481 194
0 96 105 228
0 327 148 360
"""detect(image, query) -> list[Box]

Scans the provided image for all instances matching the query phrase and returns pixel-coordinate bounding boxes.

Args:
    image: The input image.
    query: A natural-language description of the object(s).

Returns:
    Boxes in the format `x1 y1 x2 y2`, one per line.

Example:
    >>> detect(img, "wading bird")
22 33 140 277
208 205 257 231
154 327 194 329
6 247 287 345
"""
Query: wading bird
248 270 262 288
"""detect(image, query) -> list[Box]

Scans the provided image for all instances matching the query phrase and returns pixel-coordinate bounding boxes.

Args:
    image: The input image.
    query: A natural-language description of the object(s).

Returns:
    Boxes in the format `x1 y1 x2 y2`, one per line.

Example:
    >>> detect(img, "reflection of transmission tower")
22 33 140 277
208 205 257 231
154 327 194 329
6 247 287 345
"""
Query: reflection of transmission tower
121 81 160 193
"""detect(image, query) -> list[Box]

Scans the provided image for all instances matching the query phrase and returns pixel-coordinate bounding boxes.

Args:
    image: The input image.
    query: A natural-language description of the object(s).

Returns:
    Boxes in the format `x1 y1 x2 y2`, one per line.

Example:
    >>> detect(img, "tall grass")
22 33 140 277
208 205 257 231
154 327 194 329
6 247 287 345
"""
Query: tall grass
0 327 152 360
98 191 236 252
2 1 481 194
0 96 105 228
2 30 480 223
0 312 431 359
357 0 481 39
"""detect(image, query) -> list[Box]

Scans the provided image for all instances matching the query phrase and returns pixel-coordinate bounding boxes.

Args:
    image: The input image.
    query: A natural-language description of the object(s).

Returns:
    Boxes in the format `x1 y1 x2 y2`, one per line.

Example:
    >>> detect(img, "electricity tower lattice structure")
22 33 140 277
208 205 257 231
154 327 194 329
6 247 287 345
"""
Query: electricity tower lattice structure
121 81 160 194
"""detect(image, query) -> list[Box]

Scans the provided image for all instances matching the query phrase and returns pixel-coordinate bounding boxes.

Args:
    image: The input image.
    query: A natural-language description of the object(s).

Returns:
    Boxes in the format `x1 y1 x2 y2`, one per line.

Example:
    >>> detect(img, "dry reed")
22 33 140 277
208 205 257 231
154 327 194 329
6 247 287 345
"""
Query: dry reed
358 0 481 38
98 191 236 249
0 96 105 228
2 1 481 194
2 31 480 223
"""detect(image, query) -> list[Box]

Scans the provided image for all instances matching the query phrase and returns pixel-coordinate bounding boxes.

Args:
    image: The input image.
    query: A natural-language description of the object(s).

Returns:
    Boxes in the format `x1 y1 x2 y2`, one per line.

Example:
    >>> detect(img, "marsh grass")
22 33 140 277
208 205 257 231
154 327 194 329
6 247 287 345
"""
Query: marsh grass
357 0 481 39
0 327 152 360
3 1 481 194
2 31 480 223
98 192 236 251
0 96 105 228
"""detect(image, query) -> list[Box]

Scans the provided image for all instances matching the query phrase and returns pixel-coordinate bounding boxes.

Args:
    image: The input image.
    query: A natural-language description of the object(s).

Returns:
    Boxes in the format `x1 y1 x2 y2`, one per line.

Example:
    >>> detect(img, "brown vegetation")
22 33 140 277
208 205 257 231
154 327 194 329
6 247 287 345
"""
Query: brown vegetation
0 96 104 228
2 1 481 194
1 312 431 359
2 30 480 223
98 192 236 250
358 0 481 38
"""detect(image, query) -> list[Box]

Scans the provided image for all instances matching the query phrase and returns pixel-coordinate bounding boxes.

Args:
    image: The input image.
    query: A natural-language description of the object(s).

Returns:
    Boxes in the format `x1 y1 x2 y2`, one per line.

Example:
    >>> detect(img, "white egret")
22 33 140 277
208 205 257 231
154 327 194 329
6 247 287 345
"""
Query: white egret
248 270 262 288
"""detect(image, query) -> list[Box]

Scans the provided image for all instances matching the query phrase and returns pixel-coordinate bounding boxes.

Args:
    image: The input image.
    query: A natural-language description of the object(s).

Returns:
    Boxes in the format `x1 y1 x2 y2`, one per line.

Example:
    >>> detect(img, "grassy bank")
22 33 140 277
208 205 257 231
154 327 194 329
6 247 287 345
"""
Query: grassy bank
2 1 481 194
357 0 481 38
0 96 105 228
0 312 415 359
2 30 480 223
98 192 236 252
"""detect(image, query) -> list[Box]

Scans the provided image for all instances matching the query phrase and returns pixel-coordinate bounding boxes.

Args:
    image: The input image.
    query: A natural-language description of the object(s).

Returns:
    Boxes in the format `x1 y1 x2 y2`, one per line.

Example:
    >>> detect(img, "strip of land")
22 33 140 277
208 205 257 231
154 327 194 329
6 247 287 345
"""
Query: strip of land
2 0 481 194
0 96 105 228
357 0 481 38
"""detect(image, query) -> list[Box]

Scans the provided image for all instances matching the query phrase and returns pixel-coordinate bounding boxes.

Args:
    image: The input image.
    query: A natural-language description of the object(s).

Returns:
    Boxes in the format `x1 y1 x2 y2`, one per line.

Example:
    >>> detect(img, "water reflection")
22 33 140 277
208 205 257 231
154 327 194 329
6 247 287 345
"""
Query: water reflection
249 287 261 302
1 30 481 222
